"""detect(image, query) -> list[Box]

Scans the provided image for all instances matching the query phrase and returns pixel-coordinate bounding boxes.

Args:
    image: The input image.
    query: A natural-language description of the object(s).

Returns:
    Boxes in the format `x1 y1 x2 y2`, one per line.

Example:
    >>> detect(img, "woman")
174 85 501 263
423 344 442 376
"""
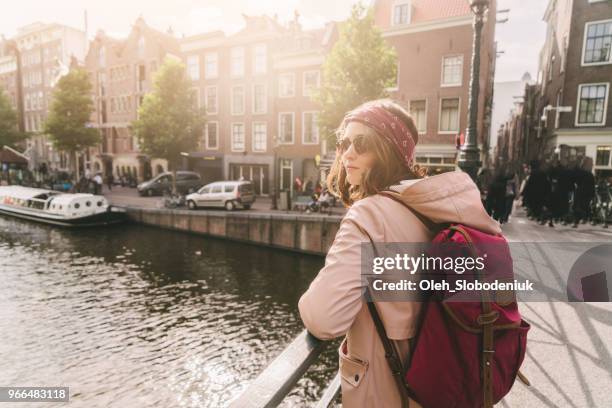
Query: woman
572 157 595 228
298 99 501 407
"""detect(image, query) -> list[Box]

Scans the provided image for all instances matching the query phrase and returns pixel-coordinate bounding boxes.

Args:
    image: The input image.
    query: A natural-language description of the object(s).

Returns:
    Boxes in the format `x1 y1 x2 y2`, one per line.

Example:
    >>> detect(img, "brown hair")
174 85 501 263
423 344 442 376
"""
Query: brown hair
326 99 426 207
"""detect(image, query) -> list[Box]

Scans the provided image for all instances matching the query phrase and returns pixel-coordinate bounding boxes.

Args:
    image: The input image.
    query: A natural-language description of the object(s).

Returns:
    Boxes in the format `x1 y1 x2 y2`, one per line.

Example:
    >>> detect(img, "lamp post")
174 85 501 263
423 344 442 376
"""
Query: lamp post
458 0 489 181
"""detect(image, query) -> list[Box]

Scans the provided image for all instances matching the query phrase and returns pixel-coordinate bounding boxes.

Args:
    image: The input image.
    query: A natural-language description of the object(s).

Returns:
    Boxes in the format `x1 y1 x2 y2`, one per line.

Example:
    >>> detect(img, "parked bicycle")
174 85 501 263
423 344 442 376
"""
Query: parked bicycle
162 190 186 209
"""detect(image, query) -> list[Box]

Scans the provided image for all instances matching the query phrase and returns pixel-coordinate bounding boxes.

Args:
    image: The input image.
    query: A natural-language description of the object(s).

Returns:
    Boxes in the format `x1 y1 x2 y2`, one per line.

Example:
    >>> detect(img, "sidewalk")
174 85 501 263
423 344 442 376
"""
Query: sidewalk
103 186 348 216
497 204 612 407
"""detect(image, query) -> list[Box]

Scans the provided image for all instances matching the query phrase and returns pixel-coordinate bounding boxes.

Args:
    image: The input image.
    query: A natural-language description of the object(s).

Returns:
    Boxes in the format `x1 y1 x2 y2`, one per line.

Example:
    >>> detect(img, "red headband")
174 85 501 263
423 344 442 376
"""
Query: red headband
344 105 416 167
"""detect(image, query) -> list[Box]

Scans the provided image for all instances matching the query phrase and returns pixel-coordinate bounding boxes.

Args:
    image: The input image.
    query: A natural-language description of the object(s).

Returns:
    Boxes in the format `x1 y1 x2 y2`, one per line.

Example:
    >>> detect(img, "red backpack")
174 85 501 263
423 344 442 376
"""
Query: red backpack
368 191 530 408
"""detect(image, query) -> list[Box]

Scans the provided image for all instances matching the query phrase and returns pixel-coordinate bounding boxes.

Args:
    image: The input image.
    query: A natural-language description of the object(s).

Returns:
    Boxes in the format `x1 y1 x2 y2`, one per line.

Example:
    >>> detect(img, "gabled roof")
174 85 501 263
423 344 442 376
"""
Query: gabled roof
410 0 472 23
228 14 288 40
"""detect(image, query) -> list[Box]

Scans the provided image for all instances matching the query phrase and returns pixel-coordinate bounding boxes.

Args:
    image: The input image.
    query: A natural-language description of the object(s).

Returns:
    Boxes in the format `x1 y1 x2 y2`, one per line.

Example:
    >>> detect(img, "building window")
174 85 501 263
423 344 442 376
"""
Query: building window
441 55 463 87
555 91 563 128
206 122 218 150
561 35 568 73
231 47 245 77
393 2 411 26
189 88 200 109
278 73 295 97
253 44 267 75
596 146 611 166
409 100 427 134
439 98 460 133
303 112 319 144
582 19 612 65
252 122 267 152
205 52 218 79
137 36 145 59
253 84 267 114
231 123 245 151
279 113 294 143
205 86 218 114
303 71 320 97
231 86 245 115
548 55 555 82
187 55 200 81
576 83 609 125
98 46 106 67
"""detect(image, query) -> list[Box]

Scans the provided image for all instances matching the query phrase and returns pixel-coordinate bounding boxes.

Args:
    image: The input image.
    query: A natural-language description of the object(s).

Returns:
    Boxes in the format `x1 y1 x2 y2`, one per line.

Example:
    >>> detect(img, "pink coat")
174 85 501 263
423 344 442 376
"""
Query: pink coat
299 171 502 407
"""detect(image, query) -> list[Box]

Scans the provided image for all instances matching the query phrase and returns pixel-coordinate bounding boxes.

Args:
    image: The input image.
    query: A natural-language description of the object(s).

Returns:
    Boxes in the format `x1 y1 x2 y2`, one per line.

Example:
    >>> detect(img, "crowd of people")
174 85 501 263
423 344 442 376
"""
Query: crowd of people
481 157 610 228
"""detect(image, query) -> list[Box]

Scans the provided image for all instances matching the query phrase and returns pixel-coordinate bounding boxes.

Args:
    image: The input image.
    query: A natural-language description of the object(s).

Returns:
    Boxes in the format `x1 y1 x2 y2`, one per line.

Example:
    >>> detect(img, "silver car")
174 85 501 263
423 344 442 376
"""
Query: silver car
186 181 255 211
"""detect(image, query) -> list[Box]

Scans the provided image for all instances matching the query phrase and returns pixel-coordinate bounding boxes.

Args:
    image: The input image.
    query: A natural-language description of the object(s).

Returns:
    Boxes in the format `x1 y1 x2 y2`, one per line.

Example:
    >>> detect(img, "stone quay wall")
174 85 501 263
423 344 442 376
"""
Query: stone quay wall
125 208 343 256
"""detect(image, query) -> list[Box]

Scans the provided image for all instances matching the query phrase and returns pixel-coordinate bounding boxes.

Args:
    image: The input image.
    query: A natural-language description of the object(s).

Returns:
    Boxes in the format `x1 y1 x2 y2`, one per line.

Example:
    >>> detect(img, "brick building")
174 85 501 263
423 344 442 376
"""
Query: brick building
85 17 180 182
12 22 88 172
0 39 19 114
373 0 497 173
537 0 612 177
180 14 336 195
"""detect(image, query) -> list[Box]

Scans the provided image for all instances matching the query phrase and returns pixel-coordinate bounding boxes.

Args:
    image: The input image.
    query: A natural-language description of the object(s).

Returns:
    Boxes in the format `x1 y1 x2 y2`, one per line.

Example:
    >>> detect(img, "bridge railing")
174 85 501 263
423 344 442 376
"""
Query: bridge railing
230 330 340 408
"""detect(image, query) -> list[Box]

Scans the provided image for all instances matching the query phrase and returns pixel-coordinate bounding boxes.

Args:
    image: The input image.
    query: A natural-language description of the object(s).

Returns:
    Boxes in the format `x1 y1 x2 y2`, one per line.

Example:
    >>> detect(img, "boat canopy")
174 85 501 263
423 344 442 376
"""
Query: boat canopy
0 186 57 200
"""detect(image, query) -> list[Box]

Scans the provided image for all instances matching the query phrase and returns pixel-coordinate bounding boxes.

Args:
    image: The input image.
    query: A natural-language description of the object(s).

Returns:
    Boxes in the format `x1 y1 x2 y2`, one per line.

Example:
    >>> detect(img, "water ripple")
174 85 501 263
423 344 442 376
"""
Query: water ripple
0 217 338 407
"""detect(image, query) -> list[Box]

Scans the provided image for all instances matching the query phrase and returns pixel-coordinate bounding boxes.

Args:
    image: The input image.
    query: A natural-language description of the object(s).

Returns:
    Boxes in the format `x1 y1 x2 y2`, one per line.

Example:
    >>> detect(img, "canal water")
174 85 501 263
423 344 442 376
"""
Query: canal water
0 216 339 407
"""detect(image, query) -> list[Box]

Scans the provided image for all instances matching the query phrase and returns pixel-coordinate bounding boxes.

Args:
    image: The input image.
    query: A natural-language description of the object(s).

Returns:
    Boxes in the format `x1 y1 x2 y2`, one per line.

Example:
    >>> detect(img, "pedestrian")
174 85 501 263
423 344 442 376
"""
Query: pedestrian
294 176 303 193
93 173 103 195
106 173 114 191
486 168 507 223
298 99 501 407
572 157 595 228
502 170 518 223
545 159 574 227
304 179 314 194
477 168 492 210
523 160 549 222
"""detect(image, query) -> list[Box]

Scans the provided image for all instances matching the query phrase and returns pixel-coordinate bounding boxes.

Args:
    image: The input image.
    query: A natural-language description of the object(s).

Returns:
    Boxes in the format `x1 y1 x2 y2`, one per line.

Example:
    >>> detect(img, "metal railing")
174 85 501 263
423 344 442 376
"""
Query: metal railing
230 330 340 408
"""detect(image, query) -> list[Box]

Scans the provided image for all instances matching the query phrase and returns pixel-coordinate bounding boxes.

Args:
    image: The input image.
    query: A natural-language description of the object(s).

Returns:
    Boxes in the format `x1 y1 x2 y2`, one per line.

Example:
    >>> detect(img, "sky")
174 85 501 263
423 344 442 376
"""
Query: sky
1 0 548 82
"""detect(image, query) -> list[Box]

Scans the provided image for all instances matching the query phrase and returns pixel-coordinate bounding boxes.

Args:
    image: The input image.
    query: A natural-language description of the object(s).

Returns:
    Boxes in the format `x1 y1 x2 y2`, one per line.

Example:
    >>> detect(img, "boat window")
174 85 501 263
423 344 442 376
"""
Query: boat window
74 203 80 209
97 201 103 207
59 205 63 210
86 201 91 207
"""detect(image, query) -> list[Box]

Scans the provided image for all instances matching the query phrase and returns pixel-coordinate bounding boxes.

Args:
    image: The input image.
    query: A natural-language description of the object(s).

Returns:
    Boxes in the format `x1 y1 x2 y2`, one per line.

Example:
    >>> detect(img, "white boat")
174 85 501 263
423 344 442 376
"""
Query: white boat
0 186 127 227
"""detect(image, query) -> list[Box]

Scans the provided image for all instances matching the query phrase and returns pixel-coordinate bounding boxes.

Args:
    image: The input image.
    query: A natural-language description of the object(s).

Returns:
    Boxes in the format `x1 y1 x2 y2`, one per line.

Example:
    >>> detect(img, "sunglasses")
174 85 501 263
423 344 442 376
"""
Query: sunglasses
335 134 370 154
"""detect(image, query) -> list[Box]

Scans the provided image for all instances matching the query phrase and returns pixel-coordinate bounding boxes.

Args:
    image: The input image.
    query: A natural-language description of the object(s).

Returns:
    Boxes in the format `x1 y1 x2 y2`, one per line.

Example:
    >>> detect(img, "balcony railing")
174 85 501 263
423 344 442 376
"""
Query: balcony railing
231 330 340 408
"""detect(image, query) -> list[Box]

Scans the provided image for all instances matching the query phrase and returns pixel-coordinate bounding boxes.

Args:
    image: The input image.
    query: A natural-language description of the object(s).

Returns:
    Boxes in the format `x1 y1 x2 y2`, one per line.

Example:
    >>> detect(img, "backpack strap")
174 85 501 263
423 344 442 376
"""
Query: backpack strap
365 287 412 408
448 225 495 408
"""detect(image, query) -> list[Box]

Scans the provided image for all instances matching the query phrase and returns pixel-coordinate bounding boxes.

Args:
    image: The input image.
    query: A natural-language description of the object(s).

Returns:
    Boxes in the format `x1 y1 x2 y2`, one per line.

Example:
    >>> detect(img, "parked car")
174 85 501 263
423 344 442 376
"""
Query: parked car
186 180 255 211
137 171 202 196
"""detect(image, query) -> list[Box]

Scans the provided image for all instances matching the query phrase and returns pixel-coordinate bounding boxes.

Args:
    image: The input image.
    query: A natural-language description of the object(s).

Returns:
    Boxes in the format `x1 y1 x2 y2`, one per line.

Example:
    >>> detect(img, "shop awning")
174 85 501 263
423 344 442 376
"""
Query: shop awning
0 146 29 165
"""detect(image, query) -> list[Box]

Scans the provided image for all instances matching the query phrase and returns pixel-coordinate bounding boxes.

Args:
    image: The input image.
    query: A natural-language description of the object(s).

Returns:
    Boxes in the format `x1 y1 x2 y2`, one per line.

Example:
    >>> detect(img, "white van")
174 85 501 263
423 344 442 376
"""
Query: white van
186 181 255 211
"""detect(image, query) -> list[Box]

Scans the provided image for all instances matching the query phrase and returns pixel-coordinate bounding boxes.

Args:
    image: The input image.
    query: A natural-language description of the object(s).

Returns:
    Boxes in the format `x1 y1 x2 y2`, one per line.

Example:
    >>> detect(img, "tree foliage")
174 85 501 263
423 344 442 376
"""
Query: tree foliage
44 68 99 153
314 4 398 144
0 86 24 148
132 58 205 172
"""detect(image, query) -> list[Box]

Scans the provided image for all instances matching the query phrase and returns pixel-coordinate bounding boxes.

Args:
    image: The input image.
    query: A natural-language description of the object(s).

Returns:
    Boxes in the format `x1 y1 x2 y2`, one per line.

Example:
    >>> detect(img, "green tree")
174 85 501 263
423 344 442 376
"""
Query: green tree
44 68 98 178
132 58 205 193
314 3 398 144
0 86 24 148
